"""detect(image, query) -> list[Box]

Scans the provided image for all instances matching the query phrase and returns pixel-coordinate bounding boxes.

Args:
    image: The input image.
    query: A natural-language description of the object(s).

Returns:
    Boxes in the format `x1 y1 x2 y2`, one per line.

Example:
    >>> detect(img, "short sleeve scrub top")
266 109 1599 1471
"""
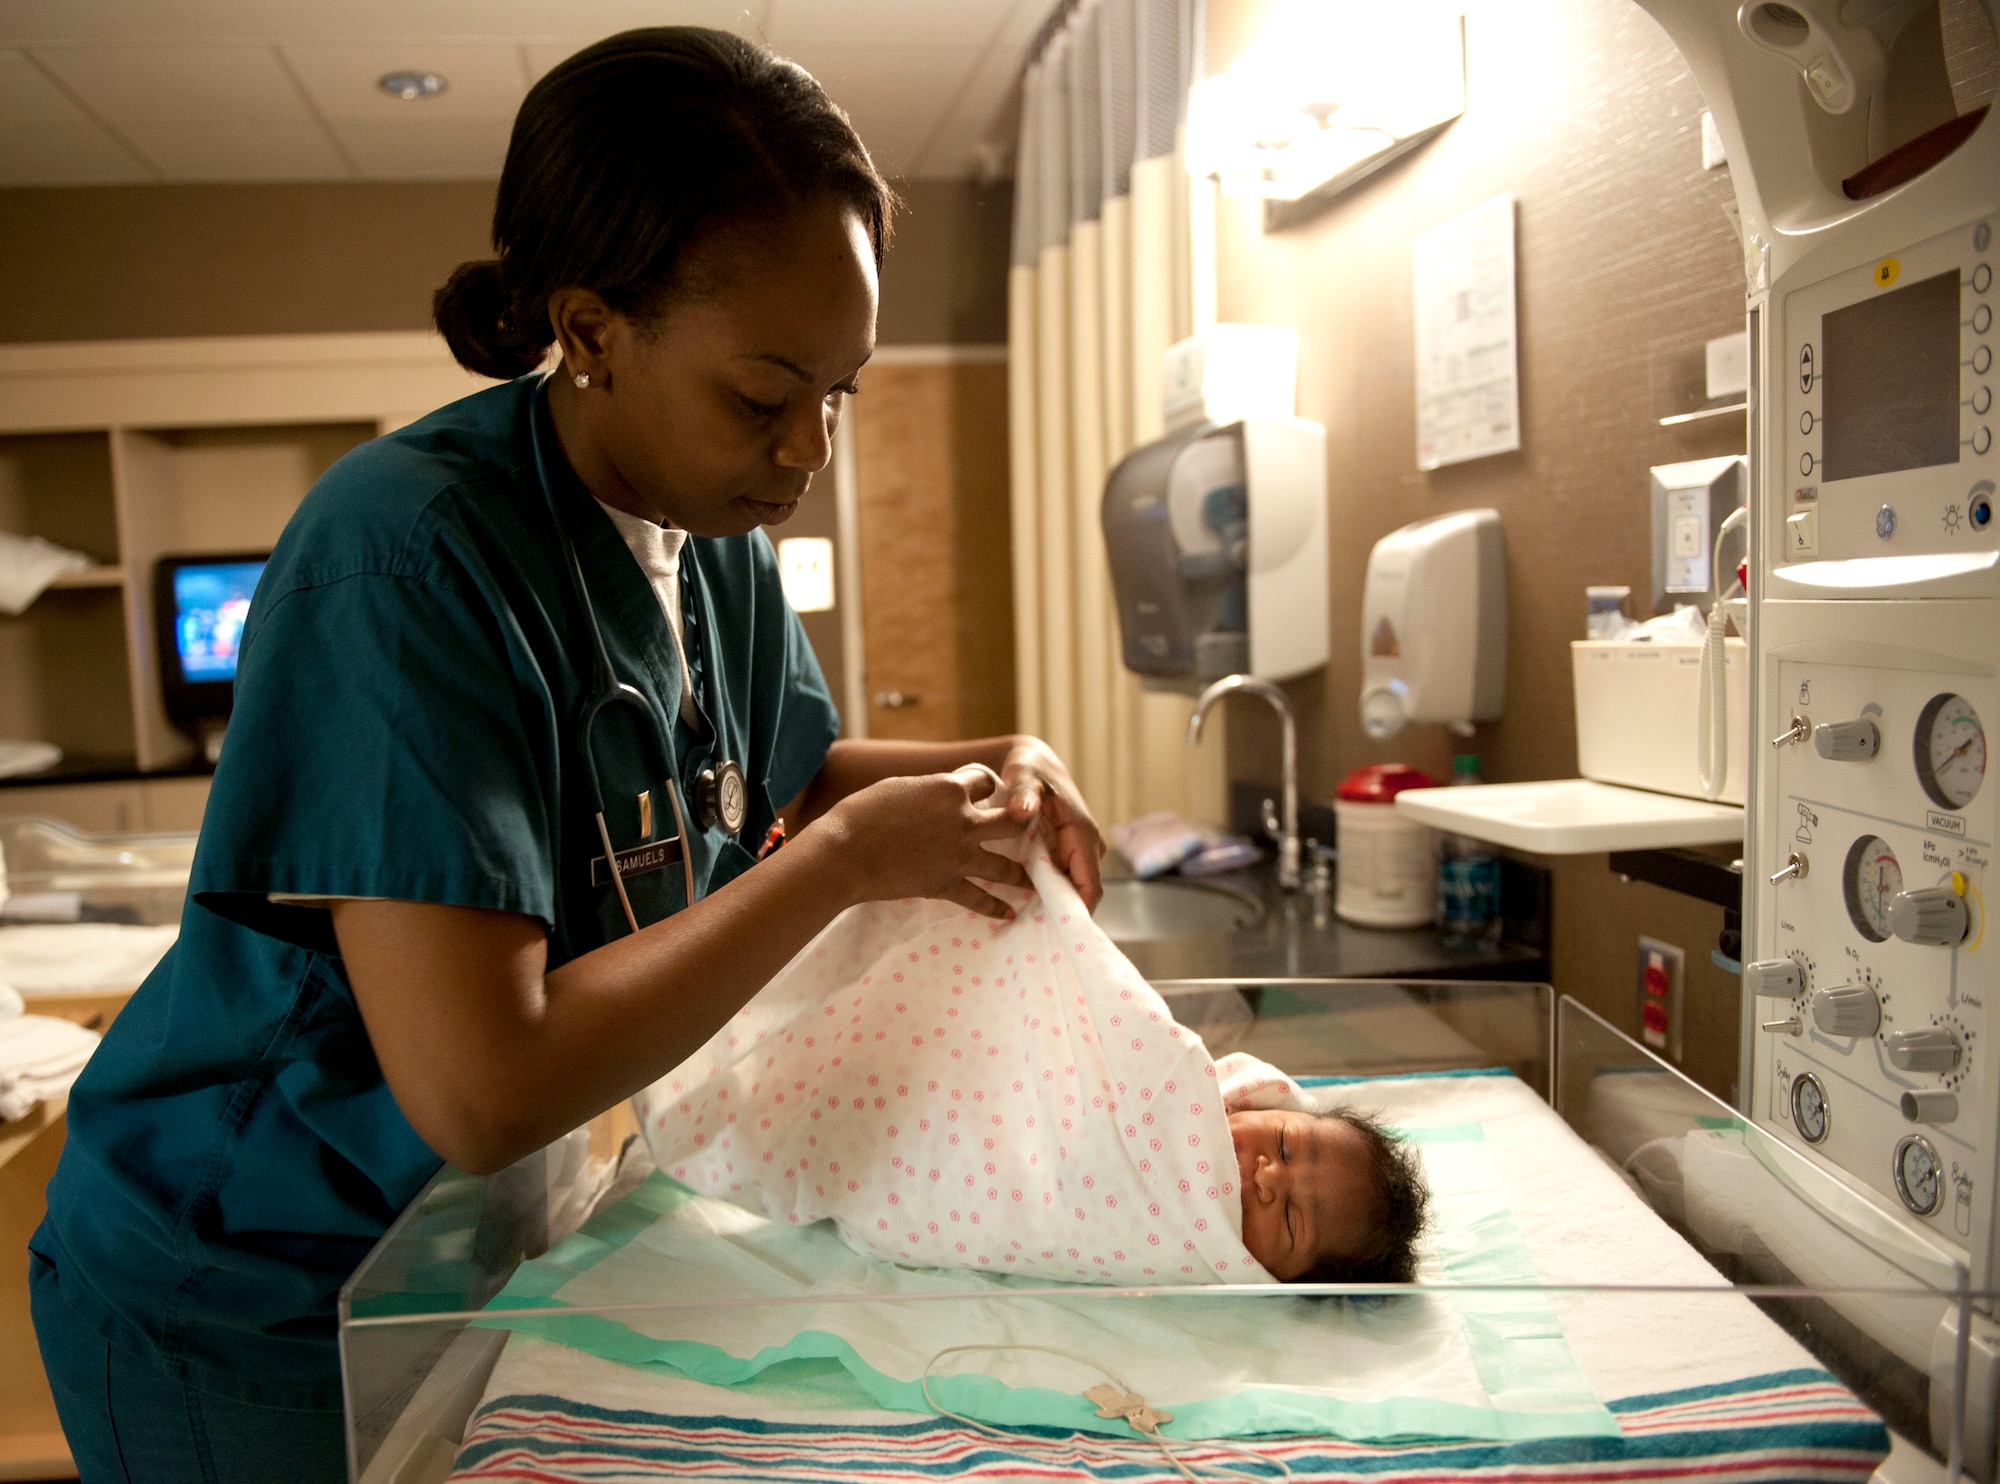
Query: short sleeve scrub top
30 374 840 1410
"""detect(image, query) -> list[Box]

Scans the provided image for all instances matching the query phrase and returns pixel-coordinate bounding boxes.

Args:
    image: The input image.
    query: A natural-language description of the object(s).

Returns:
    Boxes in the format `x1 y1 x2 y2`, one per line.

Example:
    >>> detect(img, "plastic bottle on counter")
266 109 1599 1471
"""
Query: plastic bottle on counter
1332 764 1439 928
1437 754 1502 948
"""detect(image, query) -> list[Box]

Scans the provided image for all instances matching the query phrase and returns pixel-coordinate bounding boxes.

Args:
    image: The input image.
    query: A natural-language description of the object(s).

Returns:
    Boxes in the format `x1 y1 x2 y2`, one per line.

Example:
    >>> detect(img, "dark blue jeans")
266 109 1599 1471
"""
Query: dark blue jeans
30 1251 346 1484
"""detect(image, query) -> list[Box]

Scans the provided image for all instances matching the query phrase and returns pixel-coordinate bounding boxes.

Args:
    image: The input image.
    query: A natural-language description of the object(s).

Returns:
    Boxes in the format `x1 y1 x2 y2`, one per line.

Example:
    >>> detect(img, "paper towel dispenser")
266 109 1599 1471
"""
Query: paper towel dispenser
1359 508 1505 739
1103 417 1329 689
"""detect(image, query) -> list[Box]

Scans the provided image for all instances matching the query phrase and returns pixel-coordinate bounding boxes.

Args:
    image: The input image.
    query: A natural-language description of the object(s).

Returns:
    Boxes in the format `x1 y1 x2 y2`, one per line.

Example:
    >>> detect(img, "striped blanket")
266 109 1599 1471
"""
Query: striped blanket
451 1358 1887 1482
438 1071 1890 1482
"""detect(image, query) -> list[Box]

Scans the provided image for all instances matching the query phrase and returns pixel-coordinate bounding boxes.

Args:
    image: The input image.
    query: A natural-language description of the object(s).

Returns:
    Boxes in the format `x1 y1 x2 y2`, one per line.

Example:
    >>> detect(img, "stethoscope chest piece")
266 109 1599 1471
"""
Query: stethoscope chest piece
697 759 748 835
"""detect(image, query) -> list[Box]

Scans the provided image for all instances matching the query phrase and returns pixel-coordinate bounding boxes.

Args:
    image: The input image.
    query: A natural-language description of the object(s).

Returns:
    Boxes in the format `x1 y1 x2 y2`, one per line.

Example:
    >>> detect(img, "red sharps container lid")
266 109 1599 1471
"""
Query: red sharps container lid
1336 764 1439 803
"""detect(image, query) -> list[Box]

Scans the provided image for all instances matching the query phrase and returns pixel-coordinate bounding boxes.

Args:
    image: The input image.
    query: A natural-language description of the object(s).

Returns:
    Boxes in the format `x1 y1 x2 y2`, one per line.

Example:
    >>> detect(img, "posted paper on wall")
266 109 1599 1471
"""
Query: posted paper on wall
1413 193 1520 471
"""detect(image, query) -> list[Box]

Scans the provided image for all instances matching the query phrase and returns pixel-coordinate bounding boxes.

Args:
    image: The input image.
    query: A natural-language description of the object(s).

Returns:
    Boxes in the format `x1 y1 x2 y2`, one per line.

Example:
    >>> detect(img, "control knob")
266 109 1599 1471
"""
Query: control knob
1810 985 1881 1038
1901 1090 1960 1125
1813 719 1880 762
1888 887 1969 947
1885 1027 1962 1072
1744 959 1802 998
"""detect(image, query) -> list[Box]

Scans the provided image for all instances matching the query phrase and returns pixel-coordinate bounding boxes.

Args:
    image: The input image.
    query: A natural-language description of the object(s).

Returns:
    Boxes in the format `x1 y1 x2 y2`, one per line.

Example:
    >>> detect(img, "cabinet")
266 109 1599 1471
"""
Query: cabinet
0 333 491 785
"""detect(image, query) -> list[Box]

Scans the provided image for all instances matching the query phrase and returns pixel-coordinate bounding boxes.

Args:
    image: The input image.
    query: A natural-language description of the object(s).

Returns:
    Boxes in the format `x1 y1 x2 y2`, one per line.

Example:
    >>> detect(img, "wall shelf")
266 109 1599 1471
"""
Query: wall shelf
0 333 495 781
1394 777 1744 855
46 565 124 591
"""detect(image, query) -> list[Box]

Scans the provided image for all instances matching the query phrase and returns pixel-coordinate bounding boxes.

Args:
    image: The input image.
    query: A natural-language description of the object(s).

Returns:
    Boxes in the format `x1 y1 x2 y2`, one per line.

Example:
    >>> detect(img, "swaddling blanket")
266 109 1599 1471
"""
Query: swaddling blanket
636 840 1272 1285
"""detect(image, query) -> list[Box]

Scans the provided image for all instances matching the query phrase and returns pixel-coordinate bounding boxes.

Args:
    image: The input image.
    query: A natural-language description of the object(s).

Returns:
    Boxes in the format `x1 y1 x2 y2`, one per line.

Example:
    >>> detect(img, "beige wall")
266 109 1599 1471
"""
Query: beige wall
1209 0 1751 1098
0 178 1009 348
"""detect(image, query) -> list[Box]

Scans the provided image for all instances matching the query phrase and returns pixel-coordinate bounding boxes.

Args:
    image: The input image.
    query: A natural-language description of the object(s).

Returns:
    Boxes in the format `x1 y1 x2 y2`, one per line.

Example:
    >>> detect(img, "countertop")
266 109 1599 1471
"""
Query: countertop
1108 861 1549 984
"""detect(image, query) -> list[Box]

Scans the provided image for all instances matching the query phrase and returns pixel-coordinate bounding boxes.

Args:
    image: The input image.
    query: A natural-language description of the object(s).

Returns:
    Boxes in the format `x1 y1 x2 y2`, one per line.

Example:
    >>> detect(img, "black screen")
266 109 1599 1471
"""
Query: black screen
1821 269 1961 483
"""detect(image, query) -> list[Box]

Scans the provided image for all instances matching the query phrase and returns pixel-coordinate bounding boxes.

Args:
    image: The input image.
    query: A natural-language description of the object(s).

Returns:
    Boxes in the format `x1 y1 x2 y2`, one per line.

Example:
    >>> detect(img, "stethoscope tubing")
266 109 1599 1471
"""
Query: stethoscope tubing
529 375 704 928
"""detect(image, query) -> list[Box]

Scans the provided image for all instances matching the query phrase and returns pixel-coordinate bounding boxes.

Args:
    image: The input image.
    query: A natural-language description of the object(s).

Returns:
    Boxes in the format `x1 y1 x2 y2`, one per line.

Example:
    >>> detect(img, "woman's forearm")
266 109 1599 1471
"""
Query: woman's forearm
335 820 864 1173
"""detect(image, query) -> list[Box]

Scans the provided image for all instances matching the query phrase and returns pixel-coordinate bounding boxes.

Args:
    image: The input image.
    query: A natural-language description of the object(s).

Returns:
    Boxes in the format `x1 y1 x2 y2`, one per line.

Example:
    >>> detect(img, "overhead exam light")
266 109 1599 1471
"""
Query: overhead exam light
378 71 448 101
1184 1 1465 203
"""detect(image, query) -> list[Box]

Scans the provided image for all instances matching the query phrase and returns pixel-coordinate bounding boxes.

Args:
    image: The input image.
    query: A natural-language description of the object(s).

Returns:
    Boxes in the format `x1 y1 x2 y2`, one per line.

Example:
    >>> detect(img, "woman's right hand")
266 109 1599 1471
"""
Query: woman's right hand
820 765 1031 917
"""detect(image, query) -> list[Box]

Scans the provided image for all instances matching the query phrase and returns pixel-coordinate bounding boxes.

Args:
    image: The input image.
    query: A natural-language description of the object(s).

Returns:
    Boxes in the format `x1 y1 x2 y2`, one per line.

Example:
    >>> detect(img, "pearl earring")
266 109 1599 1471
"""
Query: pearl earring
572 372 591 389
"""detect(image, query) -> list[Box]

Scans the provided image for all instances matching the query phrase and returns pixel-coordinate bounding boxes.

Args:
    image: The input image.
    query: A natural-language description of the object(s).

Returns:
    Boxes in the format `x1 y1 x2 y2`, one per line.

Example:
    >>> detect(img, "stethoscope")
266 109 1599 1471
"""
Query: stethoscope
529 376 748 935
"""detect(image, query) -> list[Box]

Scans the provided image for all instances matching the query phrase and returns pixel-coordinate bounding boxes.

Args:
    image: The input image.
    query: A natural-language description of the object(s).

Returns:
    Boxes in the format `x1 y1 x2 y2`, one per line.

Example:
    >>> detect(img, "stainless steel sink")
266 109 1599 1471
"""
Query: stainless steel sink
1093 877 1264 942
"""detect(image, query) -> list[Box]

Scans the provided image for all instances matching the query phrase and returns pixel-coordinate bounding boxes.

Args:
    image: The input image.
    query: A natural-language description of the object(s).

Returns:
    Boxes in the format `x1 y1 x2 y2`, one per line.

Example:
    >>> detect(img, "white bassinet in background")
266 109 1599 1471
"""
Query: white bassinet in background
0 815 188 1122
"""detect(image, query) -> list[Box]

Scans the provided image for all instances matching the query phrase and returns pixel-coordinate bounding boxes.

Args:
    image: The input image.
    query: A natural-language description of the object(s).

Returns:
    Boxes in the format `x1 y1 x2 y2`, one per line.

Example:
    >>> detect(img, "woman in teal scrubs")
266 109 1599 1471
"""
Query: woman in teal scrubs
30 28 1101 1482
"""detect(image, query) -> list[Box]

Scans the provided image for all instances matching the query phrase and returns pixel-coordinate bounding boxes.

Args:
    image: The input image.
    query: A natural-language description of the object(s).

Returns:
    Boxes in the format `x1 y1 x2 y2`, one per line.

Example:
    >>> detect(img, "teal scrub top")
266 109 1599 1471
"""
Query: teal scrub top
32 375 840 1409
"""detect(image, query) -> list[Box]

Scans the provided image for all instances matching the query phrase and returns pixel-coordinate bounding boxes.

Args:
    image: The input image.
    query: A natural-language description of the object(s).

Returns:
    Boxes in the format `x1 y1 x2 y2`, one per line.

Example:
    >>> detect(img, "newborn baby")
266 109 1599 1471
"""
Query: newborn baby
1215 1056 1429 1284
639 839 1431 1288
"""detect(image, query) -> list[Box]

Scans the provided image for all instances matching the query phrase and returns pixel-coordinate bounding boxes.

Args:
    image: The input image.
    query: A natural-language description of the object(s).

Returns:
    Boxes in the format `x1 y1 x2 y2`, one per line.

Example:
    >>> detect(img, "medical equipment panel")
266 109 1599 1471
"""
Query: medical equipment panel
1749 213 1998 1286
1775 220 1996 565
1750 631 1993 1258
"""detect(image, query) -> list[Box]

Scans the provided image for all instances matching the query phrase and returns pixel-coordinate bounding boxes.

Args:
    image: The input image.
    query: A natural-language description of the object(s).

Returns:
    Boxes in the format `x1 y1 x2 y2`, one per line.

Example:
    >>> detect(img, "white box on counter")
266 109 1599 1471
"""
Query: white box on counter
1571 638 1748 807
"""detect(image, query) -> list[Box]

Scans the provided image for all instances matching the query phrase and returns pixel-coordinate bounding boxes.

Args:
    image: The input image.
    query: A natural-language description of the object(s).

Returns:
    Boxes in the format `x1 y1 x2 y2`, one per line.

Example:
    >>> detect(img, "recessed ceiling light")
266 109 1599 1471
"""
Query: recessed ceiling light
378 70 448 101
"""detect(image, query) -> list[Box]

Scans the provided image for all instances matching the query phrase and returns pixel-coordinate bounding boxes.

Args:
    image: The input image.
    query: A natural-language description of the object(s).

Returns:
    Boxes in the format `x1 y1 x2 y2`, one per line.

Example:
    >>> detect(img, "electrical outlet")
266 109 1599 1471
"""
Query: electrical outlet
1637 936 1686 1061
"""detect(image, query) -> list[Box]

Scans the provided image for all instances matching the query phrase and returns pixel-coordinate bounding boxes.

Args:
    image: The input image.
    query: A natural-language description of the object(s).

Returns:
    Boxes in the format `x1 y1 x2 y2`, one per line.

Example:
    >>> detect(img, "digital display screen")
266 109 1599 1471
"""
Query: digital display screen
172 561 263 681
1821 269 1961 483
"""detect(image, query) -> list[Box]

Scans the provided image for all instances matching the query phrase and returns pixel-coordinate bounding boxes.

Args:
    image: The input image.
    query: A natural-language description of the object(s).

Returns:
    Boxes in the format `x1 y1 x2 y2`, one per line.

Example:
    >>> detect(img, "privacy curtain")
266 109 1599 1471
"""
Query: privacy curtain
1009 0 1222 829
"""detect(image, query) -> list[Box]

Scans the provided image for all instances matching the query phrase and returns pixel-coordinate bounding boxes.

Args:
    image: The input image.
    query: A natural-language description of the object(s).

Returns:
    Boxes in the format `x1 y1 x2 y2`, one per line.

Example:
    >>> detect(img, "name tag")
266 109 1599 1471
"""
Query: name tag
591 836 685 887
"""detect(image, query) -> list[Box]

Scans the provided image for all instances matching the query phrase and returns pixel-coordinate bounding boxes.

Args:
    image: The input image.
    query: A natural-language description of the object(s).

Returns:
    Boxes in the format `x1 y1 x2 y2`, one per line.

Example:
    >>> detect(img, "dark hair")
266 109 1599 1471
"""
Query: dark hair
434 27 895 380
1297 1107 1429 1286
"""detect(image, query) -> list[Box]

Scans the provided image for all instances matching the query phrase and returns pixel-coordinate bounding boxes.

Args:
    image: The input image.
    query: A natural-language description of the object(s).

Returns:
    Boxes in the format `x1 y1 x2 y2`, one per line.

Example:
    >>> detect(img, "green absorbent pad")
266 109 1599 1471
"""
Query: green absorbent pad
467 1075 1617 1444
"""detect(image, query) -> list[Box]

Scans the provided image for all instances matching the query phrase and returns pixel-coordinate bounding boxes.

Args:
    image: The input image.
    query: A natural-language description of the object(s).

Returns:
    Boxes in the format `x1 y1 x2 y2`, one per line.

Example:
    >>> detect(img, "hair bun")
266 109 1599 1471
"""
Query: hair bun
432 259 550 380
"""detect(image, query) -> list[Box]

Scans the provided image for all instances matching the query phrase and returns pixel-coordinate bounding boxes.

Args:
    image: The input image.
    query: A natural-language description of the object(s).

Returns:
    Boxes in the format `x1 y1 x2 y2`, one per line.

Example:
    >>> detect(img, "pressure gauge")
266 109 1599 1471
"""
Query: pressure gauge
1893 1134 1943 1216
1914 693 1986 812
1841 835 1903 943
1791 1072 1830 1143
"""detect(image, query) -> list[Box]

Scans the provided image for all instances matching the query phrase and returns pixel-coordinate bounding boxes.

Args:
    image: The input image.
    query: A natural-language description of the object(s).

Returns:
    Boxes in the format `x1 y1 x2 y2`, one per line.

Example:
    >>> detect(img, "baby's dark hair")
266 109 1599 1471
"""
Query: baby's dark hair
1298 1107 1429 1286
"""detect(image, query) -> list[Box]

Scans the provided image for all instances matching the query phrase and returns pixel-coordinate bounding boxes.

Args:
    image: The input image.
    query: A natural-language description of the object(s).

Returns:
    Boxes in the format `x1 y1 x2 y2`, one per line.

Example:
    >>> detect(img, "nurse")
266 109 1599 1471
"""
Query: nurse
29 28 1101 1483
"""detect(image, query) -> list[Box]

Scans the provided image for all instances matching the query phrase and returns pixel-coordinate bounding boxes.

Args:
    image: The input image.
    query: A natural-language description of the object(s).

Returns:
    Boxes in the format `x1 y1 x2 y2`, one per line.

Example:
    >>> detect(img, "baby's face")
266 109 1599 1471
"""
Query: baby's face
1229 1110 1376 1280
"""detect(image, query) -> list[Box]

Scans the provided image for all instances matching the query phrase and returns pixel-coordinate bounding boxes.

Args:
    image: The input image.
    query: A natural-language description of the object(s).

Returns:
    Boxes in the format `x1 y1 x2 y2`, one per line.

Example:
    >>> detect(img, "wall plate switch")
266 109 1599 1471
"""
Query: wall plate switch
1638 936 1686 1061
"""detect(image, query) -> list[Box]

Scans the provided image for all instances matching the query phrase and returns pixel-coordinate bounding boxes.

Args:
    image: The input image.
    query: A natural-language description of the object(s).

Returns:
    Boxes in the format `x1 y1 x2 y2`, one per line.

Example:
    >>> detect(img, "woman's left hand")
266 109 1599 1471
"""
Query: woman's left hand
996 736 1104 911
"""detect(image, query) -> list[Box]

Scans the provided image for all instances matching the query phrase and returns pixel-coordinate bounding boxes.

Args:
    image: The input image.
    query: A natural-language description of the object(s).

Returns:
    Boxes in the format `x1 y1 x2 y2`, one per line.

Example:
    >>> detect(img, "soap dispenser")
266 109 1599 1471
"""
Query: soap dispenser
1359 509 1506 739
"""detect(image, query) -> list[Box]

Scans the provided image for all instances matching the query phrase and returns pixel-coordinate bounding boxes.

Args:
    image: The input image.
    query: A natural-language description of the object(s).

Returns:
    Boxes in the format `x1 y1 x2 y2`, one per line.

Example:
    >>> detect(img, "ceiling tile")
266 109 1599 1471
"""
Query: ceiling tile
120 121 349 180
781 43 981 112
767 0 1017 49
330 117 510 177
0 49 89 126
281 43 526 122
0 1 761 44
31 45 314 124
908 17 1034 178
0 123 150 184
521 38 598 85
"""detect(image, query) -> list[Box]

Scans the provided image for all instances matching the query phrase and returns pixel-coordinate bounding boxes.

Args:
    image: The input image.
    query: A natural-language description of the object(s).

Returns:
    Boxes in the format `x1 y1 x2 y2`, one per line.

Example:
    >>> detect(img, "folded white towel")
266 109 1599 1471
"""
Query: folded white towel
0 531 91 616
0 1013 99 1120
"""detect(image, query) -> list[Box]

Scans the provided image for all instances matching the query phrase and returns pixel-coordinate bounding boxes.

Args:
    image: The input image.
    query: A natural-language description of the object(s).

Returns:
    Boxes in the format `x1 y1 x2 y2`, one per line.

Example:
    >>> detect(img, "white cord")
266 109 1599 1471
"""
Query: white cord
1697 507 1749 801
920 1343 1293 1483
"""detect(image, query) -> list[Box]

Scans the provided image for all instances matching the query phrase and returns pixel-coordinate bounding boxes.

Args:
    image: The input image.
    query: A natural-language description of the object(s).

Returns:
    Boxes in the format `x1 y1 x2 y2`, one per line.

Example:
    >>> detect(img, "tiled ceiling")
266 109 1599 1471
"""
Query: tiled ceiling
0 0 1052 186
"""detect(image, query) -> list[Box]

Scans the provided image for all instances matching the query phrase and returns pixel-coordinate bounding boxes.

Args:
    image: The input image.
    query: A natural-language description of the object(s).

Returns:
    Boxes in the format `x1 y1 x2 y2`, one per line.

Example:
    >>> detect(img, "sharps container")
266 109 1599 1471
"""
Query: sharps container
1333 764 1439 928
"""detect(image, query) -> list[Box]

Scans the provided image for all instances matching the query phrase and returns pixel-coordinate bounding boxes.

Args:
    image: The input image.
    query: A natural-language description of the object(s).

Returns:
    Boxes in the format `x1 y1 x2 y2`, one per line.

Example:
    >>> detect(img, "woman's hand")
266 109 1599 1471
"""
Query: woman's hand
996 737 1105 911
821 765 1031 918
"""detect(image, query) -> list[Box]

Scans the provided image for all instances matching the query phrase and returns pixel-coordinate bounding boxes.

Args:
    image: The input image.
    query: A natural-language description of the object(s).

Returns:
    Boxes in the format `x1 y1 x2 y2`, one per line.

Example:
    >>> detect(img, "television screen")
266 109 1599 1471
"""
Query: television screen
171 560 264 682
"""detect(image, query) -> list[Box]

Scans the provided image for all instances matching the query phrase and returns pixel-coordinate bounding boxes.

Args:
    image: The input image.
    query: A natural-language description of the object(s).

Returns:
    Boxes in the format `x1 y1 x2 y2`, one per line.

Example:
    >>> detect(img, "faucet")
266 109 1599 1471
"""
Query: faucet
1187 674 1300 891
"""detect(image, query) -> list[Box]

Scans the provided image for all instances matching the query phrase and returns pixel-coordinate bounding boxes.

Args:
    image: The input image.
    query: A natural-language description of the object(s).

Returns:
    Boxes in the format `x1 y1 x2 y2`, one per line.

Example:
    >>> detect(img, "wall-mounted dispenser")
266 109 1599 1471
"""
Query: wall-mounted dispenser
1103 417 1329 689
1359 508 1505 739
